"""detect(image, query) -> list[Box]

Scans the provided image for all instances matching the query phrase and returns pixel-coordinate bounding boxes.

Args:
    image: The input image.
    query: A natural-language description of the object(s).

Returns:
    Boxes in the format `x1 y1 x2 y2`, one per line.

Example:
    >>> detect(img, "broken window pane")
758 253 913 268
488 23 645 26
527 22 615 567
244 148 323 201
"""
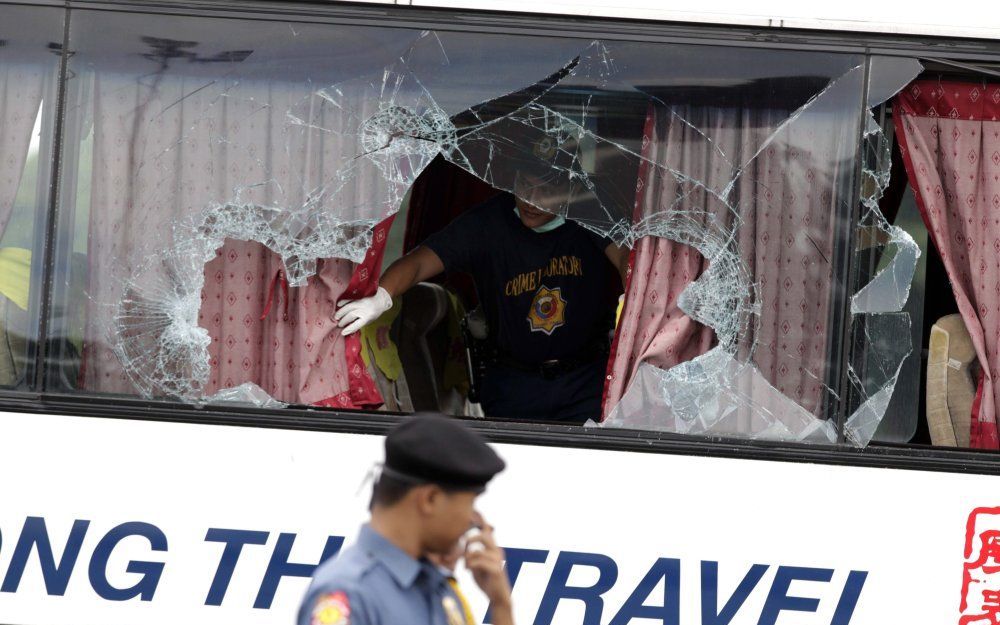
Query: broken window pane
604 56 922 446
841 57 925 446
603 57 868 441
44 5 923 445
865 58 1000 449
51 11 601 402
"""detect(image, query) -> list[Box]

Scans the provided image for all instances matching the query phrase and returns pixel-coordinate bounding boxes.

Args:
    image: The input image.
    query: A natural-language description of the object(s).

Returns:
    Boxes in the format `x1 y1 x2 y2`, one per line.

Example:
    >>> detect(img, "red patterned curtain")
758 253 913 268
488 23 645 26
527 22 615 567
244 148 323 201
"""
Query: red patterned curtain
199 216 393 409
604 101 845 419
603 110 716 415
894 79 1000 449
314 215 394 409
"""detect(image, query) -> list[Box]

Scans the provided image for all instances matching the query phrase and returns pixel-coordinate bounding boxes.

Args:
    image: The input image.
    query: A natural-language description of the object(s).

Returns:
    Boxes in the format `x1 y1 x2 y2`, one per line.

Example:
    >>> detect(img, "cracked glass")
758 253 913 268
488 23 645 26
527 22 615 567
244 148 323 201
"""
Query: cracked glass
48 7 923 446
843 56 926 445
605 56 924 446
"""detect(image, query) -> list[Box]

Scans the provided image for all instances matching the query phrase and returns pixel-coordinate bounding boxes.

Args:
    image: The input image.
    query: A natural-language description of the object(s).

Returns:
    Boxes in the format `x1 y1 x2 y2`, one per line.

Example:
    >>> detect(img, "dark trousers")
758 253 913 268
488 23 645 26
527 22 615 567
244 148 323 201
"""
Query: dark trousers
477 359 606 424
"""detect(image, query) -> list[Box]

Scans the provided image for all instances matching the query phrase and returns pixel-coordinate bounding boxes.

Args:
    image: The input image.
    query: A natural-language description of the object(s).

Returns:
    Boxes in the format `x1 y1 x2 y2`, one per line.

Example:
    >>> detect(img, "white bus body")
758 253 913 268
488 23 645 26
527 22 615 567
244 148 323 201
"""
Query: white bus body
2 410 995 625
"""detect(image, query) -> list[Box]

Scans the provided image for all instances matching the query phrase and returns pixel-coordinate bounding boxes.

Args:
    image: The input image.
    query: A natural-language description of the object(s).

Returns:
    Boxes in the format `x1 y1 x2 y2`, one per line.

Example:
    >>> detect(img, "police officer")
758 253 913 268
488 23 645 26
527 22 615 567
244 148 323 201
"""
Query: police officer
297 414 513 625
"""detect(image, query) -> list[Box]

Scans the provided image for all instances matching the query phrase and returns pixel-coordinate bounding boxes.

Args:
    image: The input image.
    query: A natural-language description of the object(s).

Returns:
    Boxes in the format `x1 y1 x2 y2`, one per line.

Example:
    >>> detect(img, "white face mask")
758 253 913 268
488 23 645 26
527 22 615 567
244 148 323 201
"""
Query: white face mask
514 207 566 233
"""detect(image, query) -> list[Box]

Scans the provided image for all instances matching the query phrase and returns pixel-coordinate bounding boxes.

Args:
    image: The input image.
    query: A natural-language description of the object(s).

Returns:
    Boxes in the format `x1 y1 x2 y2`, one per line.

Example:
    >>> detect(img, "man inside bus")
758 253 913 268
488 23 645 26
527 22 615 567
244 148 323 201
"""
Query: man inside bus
335 153 628 424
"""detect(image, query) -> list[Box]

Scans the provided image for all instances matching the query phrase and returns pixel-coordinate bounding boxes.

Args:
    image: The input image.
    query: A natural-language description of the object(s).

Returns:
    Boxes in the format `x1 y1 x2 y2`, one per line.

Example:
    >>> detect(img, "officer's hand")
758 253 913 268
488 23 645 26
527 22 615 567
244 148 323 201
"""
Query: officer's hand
334 286 392 335
463 521 513 609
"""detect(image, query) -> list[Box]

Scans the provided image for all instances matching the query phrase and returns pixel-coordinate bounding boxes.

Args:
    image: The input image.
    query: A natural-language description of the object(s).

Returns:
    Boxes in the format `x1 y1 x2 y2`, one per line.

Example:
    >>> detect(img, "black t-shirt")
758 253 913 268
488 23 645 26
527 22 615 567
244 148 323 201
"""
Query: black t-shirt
423 193 616 364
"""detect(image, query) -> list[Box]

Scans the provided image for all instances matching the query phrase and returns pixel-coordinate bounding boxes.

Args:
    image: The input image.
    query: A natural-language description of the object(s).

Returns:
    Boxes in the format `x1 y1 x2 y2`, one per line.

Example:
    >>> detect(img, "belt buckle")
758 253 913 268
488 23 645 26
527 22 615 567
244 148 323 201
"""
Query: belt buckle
539 359 561 380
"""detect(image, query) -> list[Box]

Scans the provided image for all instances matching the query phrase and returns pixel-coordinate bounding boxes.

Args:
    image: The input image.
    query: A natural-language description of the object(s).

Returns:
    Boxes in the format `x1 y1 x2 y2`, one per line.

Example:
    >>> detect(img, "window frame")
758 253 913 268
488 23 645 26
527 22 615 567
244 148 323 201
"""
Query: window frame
3 0 1000 475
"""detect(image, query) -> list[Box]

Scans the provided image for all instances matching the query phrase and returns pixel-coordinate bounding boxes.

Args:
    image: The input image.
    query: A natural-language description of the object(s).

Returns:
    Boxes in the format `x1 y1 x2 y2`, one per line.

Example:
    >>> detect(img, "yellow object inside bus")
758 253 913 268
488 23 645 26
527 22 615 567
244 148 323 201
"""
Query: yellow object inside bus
360 299 403 381
0 247 31 311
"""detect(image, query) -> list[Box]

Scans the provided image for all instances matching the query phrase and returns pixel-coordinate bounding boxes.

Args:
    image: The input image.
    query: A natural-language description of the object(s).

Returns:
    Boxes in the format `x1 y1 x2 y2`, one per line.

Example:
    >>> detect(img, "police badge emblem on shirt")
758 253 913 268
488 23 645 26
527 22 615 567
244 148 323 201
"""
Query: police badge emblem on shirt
310 591 351 625
527 285 566 335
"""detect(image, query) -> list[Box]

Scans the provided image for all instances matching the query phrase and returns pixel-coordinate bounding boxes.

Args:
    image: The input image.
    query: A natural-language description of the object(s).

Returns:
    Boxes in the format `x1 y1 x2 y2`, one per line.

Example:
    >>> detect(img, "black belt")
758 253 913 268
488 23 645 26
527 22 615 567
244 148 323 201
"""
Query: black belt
487 348 608 380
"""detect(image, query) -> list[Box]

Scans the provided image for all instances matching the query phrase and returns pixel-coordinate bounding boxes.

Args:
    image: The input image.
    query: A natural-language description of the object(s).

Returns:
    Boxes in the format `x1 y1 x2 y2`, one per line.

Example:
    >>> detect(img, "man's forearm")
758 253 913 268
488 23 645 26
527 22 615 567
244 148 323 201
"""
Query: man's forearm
379 258 421 298
378 246 445 298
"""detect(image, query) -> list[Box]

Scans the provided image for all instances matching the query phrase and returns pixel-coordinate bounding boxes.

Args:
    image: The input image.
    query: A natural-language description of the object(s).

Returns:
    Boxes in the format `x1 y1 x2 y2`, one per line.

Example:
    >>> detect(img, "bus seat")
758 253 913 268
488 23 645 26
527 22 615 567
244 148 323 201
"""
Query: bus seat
926 314 977 447
396 282 452 412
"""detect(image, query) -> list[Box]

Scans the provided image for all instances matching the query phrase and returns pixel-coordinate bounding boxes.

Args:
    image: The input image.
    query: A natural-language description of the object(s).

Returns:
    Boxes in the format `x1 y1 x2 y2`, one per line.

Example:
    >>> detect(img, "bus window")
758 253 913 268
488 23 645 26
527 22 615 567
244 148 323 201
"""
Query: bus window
48 9 591 406
43 5 937 447
851 59 1000 451
0 5 63 391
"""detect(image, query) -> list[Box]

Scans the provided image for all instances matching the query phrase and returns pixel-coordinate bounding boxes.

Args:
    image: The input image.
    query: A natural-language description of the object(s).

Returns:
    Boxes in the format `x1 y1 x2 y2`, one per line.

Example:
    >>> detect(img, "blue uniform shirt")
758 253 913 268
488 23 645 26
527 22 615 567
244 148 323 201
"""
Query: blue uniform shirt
297 524 454 625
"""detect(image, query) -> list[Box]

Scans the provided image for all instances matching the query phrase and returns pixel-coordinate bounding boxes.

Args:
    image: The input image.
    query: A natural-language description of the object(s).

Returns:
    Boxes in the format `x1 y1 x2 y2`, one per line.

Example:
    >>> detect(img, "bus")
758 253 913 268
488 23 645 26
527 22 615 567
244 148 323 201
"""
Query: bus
0 0 998 623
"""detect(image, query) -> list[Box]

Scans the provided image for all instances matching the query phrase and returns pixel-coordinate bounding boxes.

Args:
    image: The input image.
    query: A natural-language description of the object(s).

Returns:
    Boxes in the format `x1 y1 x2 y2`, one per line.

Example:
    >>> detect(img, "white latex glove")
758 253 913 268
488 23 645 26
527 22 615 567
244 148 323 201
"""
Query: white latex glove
334 286 392 336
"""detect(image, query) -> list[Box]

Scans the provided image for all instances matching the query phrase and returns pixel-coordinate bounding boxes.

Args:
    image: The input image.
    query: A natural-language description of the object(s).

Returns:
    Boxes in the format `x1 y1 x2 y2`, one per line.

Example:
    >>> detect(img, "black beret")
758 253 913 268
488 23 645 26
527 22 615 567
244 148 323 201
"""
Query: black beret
383 413 505 492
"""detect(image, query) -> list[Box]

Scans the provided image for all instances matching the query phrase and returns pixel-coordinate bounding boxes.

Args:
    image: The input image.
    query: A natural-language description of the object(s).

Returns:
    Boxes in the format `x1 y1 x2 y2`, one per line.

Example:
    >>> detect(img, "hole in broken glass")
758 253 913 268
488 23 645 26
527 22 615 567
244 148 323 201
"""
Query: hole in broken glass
103 35 923 448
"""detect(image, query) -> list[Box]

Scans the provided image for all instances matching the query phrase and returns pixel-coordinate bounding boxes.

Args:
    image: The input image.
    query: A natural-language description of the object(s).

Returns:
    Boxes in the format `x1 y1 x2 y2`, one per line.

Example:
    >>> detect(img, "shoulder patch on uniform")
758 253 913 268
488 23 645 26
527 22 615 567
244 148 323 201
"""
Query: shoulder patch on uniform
311 591 351 625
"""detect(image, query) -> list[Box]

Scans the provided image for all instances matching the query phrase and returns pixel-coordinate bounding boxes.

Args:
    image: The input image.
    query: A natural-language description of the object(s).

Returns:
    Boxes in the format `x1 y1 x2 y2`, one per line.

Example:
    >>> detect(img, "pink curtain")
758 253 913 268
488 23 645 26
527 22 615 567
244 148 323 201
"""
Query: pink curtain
314 215 394 409
197 241 382 407
81 72 386 407
0 63 44 234
894 79 1000 449
604 100 848 419
603 111 716 414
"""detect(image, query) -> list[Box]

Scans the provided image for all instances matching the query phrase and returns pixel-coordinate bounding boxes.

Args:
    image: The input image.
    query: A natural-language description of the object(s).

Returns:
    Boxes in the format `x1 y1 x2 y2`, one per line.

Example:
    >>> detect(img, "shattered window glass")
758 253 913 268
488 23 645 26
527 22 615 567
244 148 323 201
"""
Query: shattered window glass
46 6 924 446
605 56 923 446
0 5 63 390
50 11 592 403
840 57 925 446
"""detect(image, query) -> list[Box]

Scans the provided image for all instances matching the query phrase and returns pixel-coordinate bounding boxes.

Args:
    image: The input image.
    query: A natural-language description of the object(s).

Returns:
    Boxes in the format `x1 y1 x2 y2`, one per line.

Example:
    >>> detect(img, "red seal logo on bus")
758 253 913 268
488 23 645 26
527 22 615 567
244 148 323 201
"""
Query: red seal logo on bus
961 507 1000 624
527 285 566 335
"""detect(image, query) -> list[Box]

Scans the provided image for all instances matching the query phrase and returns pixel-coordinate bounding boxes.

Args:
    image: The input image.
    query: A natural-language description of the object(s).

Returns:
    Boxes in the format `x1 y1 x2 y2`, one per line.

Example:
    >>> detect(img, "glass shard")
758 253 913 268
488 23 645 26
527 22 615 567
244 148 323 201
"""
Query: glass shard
203 381 289 409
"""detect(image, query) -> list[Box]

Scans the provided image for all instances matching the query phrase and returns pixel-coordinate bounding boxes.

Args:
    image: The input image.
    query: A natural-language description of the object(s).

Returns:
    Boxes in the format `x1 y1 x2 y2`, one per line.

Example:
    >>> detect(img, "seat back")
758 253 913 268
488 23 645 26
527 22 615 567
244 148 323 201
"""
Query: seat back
926 313 977 447
396 282 451 411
